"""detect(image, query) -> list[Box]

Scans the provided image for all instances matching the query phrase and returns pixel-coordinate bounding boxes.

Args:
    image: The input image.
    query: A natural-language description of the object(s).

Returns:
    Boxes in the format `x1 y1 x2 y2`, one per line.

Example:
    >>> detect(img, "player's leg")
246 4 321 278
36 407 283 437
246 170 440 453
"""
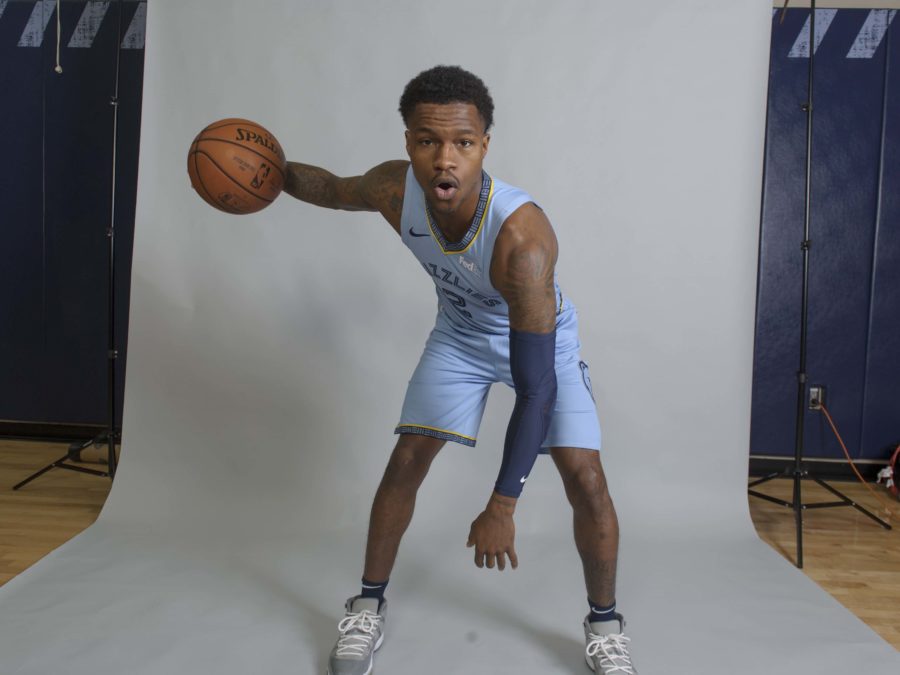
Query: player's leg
537 309 637 671
368 323 491 583
328 433 443 675
549 447 619 607
363 432 444 582
552 448 634 674
328 324 492 675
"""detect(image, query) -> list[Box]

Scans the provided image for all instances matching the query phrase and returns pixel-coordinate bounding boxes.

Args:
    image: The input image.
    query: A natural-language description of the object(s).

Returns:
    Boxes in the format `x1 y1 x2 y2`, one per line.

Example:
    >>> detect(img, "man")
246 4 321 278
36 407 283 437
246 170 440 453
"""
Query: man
284 65 635 675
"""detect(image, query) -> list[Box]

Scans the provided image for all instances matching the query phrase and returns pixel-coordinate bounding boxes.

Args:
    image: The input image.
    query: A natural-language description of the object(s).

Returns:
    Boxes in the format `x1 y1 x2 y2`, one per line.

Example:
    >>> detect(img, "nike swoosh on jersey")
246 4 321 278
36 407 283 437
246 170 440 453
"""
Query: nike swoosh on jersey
408 227 430 237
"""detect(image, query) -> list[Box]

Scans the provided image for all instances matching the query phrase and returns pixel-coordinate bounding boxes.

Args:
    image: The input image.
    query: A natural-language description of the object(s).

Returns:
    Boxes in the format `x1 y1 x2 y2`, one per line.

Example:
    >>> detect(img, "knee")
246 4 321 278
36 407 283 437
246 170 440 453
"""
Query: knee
382 435 442 487
564 464 614 516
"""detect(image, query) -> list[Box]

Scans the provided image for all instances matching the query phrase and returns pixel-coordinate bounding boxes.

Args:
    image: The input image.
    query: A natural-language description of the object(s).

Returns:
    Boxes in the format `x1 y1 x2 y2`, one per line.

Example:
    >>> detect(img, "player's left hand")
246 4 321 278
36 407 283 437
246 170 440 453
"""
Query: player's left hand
466 493 519 571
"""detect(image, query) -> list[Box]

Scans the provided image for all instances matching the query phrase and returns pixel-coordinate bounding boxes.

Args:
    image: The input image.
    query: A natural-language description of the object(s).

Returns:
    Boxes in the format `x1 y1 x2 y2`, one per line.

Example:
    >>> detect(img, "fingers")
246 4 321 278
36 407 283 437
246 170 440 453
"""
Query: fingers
472 548 515 571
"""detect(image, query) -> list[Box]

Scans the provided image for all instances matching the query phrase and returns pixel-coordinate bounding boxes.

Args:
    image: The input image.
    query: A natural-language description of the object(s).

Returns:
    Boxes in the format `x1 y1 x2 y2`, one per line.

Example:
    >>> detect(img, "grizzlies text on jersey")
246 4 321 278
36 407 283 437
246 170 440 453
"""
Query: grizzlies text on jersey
399 166 570 335
395 165 600 451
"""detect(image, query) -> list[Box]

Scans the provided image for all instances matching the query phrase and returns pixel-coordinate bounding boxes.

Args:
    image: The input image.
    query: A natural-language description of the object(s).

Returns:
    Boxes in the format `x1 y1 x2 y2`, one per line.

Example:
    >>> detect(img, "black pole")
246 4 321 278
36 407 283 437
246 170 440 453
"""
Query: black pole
105 0 125 478
790 0 817 569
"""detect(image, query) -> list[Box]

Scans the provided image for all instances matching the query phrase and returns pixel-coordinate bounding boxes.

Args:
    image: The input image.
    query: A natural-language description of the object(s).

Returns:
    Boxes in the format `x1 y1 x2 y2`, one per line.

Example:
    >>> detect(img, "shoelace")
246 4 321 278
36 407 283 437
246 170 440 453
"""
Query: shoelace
586 631 635 674
335 610 383 657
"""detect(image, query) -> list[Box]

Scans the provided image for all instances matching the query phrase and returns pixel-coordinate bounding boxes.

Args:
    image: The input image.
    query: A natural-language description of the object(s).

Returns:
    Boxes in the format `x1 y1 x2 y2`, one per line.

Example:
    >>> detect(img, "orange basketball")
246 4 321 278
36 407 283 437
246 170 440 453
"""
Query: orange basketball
187 118 287 214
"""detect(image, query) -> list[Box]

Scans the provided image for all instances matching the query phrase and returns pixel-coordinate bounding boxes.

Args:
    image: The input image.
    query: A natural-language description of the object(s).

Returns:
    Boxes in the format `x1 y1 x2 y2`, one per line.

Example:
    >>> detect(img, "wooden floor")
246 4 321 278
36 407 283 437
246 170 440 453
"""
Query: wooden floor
1 440 899 650
748 474 900 649
0 440 113 586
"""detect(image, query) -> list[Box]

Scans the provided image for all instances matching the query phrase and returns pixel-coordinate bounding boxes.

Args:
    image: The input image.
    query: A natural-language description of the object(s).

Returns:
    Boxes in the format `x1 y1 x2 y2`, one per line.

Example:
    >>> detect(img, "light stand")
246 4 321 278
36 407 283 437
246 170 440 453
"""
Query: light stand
14 0 125 490
748 0 891 568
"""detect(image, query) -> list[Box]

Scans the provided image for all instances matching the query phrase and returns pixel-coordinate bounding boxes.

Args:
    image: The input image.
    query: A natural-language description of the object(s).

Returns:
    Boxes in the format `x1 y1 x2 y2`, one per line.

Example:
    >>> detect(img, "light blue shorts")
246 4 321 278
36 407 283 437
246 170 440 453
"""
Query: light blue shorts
394 308 602 451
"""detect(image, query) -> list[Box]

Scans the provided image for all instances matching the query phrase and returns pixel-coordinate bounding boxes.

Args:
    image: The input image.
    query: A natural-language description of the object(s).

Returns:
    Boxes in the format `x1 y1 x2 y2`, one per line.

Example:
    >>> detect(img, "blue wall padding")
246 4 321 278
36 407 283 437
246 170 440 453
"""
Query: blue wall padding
0 2 49 421
752 9 897 461
0 1 143 426
860 27 900 457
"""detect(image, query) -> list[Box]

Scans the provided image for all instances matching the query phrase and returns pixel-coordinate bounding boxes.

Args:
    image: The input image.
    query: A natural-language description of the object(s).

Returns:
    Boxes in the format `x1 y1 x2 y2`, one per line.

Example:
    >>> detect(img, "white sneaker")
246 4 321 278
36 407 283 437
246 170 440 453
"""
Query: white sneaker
583 614 637 674
326 596 386 675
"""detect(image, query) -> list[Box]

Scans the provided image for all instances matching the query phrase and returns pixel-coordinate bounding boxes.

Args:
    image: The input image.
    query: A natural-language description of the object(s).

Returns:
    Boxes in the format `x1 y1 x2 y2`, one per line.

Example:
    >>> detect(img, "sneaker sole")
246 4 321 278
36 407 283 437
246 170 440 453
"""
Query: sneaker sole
325 633 384 675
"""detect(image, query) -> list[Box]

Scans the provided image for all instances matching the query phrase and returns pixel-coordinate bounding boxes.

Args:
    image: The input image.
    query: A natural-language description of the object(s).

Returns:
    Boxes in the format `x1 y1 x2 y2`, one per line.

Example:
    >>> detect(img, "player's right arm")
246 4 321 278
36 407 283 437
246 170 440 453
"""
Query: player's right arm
283 159 408 234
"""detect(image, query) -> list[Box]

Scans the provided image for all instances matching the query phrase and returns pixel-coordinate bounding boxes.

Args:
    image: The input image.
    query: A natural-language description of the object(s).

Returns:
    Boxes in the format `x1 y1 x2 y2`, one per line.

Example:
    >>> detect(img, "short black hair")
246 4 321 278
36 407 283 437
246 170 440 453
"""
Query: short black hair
399 65 494 132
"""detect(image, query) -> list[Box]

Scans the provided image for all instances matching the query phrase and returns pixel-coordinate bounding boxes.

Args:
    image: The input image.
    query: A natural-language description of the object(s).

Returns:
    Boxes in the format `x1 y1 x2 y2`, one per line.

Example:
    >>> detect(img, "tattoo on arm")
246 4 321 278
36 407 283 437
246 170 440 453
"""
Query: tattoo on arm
505 247 556 333
283 162 346 209
390 194 403 218
493 209 558 334
283 160 407 232
357 160 408 230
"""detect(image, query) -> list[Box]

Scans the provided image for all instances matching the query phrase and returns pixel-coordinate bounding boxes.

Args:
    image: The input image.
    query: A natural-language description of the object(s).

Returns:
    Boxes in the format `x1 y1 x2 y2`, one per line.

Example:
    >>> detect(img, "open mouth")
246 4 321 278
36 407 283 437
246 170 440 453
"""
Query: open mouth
433 179 458 201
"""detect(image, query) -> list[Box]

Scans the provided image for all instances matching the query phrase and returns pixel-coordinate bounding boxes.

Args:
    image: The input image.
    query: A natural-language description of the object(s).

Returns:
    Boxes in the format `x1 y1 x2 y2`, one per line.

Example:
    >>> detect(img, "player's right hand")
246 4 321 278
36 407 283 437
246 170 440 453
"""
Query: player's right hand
466 494 519 571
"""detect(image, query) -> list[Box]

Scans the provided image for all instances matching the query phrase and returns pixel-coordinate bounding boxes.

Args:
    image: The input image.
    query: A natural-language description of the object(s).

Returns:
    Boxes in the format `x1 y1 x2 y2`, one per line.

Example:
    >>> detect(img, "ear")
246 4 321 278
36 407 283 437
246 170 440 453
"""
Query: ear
405 129 412 158
481 133 491 158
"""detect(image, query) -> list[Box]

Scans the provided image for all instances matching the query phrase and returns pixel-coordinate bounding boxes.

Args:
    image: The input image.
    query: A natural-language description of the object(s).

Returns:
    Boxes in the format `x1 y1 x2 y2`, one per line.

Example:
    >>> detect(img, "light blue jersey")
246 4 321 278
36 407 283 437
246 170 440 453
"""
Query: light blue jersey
399 166 571 335
394 166 601 451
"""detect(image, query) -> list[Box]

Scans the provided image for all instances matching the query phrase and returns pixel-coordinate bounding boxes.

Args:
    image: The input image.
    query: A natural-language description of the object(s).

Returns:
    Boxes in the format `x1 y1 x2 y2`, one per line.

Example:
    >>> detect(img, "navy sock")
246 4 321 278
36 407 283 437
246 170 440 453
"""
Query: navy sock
588 598 617 624
360 577 388 607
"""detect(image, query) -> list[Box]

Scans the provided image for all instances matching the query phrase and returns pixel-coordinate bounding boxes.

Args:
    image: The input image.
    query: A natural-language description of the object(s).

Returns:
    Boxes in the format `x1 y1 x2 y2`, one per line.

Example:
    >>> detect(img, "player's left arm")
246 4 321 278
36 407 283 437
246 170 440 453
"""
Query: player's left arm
466 202 559 571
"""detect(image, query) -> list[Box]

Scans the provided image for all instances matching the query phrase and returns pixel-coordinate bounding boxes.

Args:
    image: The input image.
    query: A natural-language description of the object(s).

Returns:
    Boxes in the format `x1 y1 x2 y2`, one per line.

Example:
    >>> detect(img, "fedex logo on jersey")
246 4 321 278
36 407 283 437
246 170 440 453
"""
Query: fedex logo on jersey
458 255 480 276
421 262 502 308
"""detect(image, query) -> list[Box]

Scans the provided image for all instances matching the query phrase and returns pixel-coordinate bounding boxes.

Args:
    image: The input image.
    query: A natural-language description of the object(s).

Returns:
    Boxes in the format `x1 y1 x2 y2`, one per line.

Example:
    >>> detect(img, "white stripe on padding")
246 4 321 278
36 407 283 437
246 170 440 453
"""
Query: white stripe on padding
68 1 111 49
788 9 837 59
18 0 57 48
847 10 896 60
121 1 146 50
0 1 9 22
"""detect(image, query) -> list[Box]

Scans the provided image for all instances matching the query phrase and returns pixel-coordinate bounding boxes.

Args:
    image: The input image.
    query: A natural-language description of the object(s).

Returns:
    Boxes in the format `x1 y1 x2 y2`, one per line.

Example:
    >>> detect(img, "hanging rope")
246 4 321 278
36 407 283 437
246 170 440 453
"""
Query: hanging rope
54 0 63 74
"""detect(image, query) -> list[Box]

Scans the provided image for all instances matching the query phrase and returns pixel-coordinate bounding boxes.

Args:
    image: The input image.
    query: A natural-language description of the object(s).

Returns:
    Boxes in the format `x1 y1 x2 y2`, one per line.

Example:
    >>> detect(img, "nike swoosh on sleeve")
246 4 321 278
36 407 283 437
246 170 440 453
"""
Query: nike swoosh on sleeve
408 228 430 237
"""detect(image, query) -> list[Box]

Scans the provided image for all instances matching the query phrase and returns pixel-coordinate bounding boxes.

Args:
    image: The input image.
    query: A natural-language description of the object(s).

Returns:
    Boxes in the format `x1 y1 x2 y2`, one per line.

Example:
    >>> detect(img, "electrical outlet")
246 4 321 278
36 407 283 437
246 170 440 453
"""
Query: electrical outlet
809 385 825 410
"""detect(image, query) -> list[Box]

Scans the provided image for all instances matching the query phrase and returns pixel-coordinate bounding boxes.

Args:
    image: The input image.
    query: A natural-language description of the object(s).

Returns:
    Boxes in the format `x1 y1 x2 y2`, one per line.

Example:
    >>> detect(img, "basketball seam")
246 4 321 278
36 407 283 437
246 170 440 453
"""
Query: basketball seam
193 150 274 204
194 137 286 179
192 150 242 214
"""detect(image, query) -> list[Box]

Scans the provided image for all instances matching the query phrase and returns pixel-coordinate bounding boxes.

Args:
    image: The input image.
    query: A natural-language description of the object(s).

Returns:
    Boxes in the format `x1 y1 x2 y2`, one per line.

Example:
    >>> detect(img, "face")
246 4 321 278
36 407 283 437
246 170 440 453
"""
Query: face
405 102 490 221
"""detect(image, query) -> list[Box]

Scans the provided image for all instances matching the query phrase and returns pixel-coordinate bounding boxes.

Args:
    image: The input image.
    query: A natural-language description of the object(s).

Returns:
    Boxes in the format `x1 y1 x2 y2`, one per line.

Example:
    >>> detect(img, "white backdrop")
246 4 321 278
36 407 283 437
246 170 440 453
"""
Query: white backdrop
1 2 897 674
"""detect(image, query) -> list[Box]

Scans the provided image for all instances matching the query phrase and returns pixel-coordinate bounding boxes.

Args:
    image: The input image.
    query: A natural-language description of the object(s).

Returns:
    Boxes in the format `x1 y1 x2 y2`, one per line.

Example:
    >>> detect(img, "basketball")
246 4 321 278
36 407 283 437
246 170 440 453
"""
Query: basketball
187 118 287 214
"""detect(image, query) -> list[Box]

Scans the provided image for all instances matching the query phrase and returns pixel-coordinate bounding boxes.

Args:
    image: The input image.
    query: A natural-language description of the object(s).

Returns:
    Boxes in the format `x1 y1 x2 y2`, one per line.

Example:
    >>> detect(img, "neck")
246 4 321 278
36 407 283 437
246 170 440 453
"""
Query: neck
426 173 485 243
428 208 473 243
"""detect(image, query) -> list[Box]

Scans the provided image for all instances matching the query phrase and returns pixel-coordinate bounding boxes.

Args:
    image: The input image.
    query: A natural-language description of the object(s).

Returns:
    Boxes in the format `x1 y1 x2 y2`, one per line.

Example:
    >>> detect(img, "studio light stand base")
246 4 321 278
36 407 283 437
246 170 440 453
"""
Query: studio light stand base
749 469 892 545
12 432 120 491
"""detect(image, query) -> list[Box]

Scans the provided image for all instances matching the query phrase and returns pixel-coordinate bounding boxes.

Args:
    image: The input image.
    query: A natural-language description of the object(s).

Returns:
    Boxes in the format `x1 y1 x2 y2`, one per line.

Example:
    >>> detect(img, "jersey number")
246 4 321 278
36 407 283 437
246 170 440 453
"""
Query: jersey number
440 288 473 319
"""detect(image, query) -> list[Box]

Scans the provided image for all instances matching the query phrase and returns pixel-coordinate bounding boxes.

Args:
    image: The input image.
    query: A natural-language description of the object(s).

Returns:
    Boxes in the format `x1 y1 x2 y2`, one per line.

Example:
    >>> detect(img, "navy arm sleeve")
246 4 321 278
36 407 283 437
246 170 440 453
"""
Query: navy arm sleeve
494 329 558 498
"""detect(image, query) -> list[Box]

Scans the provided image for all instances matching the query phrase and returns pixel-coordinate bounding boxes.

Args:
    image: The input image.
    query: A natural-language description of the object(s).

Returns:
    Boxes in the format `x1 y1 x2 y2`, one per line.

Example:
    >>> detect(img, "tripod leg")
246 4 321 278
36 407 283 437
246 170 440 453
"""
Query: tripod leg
12 454 69 490
793 469 804 568
107 436 117 479
809 476 892 530
748 471 784 489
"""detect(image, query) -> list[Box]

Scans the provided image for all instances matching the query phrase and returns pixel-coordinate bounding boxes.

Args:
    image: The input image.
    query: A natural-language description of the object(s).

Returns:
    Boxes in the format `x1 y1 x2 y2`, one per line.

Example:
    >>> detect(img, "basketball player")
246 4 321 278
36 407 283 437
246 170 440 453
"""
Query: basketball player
284 66 636 675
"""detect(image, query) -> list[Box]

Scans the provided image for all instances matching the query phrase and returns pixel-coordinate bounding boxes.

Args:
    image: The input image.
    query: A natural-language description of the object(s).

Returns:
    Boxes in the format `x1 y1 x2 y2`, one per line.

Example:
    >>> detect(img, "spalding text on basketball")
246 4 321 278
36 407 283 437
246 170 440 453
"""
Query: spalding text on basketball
235 128 282 157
